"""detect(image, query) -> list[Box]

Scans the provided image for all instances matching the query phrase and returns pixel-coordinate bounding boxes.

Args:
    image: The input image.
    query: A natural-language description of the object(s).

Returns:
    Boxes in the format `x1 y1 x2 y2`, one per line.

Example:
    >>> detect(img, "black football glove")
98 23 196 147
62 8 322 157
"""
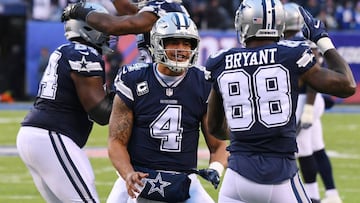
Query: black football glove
61 2 94 22
198 168 220 189
299 6 328 43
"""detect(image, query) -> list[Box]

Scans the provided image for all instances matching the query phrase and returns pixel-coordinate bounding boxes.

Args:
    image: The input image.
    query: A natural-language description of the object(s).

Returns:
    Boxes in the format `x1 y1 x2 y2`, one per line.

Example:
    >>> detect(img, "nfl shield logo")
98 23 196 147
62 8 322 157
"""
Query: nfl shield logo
166 88 173 96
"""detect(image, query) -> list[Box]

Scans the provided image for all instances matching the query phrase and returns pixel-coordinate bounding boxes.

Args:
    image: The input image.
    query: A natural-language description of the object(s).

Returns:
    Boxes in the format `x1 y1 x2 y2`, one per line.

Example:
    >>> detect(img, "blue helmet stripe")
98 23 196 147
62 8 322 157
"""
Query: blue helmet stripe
174 13 181 29
271 0 275 29
262 0 276 30
174 13 189 29
183 14 189 28
262 0 267 29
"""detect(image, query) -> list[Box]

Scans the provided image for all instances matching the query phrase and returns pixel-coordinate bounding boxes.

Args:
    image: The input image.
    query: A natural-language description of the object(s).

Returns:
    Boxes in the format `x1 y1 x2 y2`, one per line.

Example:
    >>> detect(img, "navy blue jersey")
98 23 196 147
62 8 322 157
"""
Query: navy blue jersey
114 63 210 171
22 42 106 148
136 0 188 58
287 34 311 94
205 41 316 183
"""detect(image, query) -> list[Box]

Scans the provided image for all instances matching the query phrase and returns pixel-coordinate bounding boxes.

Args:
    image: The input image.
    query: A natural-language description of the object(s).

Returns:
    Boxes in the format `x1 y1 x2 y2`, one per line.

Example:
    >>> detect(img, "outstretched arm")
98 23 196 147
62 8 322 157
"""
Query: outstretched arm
86 11 157 35
62 2 158 35
112 0 138 15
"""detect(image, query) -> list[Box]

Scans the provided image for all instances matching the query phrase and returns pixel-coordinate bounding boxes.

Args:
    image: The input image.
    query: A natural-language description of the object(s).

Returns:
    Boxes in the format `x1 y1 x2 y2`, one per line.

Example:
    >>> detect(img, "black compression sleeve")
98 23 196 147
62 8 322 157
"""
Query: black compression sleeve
88 93 113 125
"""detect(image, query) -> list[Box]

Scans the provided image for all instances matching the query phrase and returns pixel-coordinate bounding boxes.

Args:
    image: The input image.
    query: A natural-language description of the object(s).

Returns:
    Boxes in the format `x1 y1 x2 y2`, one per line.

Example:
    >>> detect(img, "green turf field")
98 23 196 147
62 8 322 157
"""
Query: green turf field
0 109 359 202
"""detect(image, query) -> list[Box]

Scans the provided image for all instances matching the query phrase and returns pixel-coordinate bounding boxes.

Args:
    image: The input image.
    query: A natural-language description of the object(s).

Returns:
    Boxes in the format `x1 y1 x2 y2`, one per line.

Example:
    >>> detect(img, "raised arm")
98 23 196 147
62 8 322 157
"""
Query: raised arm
298 7 356 98
112 0 138 15
62 2 158 35
86 11 157 35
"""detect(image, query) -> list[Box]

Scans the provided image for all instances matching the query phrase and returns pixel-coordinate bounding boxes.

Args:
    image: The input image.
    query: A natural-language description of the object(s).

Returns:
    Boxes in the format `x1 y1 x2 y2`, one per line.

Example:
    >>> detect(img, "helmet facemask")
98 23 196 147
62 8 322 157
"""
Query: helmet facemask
150 12 199 73
152 37 198 73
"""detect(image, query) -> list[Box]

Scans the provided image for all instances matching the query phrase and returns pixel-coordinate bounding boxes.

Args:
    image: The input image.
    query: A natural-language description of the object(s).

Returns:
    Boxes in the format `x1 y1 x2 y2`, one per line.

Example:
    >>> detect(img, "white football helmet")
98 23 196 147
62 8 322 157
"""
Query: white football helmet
284 2 304 31
235 0 285 45
64 2 112 54
150 12 199 72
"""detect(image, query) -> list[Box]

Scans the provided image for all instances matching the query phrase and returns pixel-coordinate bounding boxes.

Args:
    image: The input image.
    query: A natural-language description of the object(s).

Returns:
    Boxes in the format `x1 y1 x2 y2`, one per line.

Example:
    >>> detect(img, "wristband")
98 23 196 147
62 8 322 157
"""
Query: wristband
209 161 224 177
83 9 95 22
74 6 95 22
303 104 314 116
316 37 335 54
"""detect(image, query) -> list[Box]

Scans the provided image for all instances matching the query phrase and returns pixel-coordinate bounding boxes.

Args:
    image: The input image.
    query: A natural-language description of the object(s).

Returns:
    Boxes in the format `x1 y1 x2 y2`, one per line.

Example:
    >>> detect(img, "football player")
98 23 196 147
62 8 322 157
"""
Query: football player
107 12 228 203
284 3 343 203
16 3 113 202
62 0 188 63
205 0 355 202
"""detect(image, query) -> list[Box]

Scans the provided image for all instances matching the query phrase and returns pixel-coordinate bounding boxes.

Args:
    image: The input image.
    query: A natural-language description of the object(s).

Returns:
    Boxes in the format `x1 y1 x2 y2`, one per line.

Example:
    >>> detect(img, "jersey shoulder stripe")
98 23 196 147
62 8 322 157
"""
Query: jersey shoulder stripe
68 56 103 72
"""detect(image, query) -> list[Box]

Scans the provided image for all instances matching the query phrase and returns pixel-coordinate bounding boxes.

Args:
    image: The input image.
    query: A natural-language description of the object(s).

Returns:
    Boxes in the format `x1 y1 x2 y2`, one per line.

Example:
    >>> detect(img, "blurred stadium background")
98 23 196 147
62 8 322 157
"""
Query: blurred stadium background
0 0 359 202
1 0 360 103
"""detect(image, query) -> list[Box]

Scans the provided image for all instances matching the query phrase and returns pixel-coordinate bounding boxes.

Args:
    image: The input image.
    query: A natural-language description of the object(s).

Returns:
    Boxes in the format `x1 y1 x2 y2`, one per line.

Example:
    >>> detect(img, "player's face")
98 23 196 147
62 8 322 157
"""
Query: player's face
164 38 192 62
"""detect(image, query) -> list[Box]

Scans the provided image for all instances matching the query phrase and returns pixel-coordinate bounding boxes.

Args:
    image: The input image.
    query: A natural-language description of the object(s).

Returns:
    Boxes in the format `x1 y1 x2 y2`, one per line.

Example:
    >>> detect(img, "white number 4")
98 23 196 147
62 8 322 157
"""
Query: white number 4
150 105 183 152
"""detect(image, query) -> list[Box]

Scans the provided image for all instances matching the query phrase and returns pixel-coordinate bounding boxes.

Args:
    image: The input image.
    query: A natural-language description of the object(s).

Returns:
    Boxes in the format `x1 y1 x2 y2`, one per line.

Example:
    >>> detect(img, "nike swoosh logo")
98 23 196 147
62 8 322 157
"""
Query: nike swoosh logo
79 51 89 55
314 21 320 28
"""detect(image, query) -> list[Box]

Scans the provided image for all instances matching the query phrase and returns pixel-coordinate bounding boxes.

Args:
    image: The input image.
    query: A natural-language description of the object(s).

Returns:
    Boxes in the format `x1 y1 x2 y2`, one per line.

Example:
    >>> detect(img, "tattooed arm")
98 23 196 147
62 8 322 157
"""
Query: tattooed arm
108 96 148 198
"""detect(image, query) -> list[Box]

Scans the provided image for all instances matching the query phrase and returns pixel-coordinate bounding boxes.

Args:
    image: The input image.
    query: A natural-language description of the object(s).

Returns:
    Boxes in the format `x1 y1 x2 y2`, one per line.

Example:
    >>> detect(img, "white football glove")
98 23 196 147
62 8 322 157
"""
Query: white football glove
300 104 314 129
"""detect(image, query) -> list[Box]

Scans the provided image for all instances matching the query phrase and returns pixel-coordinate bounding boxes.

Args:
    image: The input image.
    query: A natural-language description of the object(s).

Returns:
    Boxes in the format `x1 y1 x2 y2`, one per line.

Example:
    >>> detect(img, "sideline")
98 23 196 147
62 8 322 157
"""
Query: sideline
0 146 212 159
1 146 358 160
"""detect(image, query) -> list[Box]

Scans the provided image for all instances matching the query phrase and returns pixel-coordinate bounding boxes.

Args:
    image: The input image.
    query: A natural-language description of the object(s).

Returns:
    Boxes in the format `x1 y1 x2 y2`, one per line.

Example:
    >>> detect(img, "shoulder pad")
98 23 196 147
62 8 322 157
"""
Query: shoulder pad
193 65 211 80
278 40 309 48
68 56 103 72
74 43 100 56
122 63 149 74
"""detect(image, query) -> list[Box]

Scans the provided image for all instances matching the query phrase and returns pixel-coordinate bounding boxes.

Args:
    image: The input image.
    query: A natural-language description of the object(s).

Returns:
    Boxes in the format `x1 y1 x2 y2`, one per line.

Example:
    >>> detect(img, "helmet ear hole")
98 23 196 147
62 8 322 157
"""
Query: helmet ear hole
190 39 198 50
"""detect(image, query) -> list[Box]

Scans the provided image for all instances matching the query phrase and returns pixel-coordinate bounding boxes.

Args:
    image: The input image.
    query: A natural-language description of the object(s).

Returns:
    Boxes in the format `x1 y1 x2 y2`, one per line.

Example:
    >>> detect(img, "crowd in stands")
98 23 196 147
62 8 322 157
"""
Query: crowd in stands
24 0 360 31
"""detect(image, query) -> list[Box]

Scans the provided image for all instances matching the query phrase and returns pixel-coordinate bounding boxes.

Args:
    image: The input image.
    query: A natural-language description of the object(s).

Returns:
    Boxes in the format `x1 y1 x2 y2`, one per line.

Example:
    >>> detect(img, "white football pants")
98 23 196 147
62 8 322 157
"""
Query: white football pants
16 126 99 203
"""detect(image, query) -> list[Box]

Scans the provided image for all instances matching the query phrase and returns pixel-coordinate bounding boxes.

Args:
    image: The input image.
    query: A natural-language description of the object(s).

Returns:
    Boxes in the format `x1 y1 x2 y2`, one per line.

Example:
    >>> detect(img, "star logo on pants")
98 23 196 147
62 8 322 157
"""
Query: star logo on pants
147 172 171 197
